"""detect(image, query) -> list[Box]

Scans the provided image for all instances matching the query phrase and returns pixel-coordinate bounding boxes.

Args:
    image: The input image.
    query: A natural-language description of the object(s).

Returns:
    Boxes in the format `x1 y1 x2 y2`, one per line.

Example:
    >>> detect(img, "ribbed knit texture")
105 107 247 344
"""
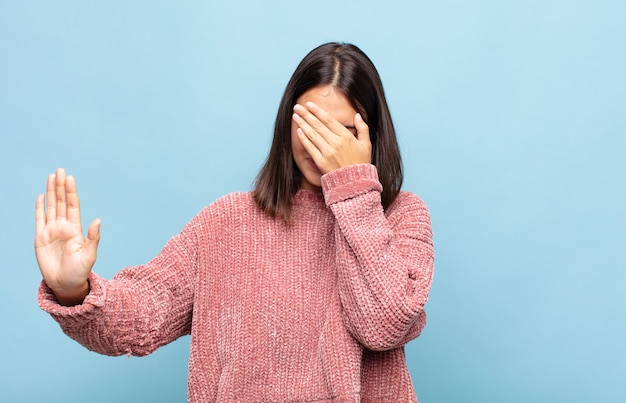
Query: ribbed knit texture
39 164 434 403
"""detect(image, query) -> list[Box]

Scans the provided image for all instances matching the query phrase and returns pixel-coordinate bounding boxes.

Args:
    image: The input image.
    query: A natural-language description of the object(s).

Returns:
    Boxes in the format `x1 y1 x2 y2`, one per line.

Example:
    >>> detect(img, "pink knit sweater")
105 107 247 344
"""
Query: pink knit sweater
39 164 434 403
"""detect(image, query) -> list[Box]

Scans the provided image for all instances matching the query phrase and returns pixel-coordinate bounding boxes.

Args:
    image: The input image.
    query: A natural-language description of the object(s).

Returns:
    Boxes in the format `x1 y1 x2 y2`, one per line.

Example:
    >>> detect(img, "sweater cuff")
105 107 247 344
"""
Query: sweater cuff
321 164 382 206
38 272 106 326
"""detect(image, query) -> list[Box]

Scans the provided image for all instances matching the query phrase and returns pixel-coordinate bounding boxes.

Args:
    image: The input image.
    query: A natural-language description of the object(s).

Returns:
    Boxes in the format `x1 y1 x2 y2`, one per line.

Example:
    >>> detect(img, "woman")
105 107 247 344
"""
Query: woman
35 42 434 402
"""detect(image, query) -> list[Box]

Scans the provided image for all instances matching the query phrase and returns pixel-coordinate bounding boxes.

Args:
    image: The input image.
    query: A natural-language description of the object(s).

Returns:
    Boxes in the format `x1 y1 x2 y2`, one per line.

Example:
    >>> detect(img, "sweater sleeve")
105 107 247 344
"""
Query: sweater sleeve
321 164 434 351
37 213 201 357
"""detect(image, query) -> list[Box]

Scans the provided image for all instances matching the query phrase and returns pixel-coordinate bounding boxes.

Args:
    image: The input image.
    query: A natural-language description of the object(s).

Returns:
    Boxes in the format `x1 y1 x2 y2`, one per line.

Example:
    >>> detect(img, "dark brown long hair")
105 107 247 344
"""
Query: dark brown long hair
253 42 403 221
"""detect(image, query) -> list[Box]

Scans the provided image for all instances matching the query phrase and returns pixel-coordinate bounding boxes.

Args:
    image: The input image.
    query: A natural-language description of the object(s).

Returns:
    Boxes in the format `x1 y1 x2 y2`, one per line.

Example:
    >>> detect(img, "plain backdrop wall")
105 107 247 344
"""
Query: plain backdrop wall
1 1 624 402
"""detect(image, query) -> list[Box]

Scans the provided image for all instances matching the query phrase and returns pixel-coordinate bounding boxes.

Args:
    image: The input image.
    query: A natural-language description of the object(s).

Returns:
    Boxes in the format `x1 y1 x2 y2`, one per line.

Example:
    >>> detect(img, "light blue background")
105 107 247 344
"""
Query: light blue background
1 1 624 402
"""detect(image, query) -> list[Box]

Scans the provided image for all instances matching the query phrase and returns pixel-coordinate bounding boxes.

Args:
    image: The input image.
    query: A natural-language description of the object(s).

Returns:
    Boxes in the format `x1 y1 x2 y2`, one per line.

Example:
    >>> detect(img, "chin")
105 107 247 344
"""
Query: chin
301 174 322 191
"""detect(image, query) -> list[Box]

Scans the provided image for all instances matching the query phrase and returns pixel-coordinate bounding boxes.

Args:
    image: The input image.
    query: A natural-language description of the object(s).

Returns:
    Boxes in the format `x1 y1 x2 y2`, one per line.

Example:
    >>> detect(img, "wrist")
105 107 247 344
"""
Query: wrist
54 280 90 306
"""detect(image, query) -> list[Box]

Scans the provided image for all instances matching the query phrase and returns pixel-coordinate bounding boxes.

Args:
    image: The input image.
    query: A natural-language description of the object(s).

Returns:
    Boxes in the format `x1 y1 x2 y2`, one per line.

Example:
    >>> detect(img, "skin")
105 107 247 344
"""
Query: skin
35 85 372 306
291 85 372 191
35 169 100 305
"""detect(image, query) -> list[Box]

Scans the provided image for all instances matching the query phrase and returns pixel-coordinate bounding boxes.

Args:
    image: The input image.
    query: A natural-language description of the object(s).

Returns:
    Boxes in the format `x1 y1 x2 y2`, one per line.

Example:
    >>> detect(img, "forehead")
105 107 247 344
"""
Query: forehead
296 85 357 125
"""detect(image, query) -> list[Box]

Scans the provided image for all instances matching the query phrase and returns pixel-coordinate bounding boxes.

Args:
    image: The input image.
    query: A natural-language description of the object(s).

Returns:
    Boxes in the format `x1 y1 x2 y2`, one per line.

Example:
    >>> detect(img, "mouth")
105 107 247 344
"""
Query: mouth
307 159 321 173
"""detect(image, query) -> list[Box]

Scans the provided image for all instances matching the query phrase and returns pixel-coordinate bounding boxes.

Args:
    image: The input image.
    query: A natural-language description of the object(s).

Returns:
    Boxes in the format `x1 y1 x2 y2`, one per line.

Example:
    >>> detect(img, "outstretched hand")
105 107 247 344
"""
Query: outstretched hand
35 168 101 305
293 102 372 175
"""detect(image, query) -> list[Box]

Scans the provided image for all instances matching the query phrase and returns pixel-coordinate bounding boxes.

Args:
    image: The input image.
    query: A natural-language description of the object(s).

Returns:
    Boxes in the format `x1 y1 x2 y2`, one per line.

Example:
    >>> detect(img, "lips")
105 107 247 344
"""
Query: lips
308 159 321 173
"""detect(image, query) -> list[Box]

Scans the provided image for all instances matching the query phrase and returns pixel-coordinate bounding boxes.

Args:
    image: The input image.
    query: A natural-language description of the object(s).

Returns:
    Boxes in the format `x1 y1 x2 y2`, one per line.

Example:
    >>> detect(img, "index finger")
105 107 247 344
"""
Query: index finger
303 102 354 138
35 194 46 234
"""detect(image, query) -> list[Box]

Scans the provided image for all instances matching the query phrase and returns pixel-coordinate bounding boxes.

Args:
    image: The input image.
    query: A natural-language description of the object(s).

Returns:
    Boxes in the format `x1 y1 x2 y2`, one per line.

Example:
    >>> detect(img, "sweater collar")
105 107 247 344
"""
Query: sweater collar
292 189 325 207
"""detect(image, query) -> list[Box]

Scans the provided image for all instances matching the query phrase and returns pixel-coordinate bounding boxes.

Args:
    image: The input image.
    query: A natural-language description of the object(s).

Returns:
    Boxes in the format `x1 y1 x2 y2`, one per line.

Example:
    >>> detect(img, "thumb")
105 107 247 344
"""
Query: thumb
85 218 101 257
355 113 370 143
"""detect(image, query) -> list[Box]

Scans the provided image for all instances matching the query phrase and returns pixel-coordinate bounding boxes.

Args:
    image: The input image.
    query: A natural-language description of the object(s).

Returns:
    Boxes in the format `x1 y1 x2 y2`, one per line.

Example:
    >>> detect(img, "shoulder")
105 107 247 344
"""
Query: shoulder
195 191 261 224
171 192 266 246
386 191 431 224
389 191 429 212
210 191 257 210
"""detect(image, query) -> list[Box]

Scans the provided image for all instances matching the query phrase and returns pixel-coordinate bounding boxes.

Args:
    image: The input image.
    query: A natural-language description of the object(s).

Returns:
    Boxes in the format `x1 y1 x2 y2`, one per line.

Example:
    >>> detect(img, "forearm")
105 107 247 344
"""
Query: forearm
322 165 434 350
333 220 433 350
40 267 194 357
39 272 125 355
39 221 199 356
